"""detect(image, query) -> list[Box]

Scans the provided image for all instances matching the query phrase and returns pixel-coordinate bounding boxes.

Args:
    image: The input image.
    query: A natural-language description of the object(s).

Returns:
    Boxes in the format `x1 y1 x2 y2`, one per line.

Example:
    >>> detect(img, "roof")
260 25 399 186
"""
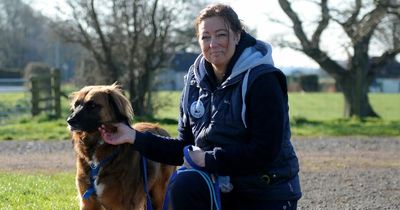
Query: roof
169 52 198 72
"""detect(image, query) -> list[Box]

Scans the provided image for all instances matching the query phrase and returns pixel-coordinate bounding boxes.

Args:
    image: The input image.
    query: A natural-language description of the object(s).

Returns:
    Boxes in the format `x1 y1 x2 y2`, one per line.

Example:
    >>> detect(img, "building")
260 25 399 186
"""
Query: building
370 60 400 93
155 52 198 90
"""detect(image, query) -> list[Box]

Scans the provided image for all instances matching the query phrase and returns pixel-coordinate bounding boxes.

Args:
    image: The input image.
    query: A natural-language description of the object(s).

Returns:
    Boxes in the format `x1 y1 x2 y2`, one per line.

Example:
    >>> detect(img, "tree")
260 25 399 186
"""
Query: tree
277 0 400 118
0 0 78 75
55 0 202 116
0 0 47 69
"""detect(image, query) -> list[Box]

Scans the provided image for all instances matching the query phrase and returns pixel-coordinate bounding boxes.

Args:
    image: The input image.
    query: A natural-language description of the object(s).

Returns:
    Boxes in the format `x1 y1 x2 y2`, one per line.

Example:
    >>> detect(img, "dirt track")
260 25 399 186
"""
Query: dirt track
0 136 399 209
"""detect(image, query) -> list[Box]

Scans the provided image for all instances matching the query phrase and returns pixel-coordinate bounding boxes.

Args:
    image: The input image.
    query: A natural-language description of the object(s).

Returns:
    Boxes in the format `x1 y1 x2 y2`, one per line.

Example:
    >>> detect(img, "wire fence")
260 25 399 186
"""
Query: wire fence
0 78 31 124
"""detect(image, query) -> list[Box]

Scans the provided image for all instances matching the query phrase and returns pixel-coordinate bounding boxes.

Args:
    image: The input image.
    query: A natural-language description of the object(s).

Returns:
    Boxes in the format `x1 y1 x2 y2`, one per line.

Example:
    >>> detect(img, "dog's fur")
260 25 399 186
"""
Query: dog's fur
67 84 175 210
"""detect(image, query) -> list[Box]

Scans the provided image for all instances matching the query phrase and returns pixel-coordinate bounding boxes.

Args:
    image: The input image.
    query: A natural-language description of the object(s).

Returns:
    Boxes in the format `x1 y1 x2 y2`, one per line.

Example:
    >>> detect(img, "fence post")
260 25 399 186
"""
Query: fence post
52 68 61 118
30 77 40 116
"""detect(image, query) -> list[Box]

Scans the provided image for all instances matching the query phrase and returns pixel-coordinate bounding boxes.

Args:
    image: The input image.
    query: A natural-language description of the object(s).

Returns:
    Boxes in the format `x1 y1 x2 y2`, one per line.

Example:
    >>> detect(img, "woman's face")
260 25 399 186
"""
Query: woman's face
198 16 240 72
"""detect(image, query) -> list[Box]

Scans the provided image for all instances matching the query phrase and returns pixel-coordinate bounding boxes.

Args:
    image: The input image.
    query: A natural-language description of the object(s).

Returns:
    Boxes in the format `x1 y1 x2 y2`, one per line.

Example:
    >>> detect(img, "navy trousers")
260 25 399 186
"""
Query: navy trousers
169 170 298 210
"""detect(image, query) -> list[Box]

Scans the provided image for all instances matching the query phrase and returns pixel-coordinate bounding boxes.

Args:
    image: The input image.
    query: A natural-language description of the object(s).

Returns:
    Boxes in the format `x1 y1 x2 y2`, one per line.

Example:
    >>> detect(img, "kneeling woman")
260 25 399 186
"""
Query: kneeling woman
100 3 302 210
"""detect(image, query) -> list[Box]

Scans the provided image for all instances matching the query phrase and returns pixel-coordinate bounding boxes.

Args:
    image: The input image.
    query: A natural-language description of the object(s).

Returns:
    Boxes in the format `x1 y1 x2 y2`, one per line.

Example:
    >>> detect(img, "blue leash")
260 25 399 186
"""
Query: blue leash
141 156 154 210
161 145 222 210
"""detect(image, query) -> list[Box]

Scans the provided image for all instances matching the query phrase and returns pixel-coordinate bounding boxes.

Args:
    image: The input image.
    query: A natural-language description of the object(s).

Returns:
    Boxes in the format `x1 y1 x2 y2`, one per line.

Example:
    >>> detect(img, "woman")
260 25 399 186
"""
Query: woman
100 3 301 210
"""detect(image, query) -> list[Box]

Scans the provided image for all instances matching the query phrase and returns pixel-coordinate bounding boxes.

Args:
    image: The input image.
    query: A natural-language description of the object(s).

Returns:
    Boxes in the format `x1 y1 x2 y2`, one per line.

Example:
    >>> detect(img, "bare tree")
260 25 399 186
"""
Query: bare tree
54 0 200 116
0 0 48 69
277 0 400 118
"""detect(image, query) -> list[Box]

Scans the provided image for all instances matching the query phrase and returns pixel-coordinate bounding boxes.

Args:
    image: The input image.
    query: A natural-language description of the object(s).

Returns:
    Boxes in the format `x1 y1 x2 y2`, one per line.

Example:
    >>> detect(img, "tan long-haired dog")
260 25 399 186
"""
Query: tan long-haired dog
67 84 175 210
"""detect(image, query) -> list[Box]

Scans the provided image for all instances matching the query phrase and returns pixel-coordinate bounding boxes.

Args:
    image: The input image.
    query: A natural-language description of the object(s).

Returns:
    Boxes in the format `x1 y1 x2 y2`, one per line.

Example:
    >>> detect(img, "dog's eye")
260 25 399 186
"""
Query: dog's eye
86 101 99 110
74 101 81 108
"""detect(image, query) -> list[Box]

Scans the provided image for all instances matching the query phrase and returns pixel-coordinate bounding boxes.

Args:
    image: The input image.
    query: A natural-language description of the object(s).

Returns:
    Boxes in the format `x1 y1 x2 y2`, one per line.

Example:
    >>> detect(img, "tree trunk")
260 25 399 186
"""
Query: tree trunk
338 72 379 118
128 70 138 116
128 75 145 117
131 94 146 117
128 70 152 117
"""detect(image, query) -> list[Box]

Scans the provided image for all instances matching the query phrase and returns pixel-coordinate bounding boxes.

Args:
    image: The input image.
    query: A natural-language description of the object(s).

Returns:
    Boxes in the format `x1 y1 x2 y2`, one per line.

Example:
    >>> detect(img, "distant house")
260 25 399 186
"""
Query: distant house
370 60 400 93
288 60 400 93
155 52 198 90
282 67 325 92
155 55 399 93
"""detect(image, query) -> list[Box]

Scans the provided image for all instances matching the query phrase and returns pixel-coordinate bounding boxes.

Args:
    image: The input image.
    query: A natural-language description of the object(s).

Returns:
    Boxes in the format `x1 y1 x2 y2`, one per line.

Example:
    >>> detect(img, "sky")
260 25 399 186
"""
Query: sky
220 0 321 68
30 0 326 68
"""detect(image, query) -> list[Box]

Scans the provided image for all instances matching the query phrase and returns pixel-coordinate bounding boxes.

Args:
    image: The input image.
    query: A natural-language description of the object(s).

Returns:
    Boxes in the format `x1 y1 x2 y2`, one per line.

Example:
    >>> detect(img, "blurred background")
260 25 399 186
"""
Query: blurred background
0 0 399 138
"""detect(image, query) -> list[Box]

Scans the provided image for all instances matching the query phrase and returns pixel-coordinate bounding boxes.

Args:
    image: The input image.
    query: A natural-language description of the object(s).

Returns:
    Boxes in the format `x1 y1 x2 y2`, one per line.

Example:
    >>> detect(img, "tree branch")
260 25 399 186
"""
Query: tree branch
311 0 329 45
278 0 347 78
278 0 311 49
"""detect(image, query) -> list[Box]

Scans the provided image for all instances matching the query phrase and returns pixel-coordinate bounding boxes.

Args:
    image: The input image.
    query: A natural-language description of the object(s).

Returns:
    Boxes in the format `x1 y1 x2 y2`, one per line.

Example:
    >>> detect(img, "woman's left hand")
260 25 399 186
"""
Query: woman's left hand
183 148 206 168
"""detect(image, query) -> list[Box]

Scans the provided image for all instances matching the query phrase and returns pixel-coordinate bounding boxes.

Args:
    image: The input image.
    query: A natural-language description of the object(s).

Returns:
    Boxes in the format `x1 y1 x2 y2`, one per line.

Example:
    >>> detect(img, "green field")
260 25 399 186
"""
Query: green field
288 93 400 121
0 91 399 140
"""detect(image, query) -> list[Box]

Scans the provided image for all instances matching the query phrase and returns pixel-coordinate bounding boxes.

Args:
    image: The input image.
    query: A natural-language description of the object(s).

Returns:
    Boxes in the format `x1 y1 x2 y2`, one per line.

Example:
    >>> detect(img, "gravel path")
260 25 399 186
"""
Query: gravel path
0 136 399 209
294 137 400 210
0 140 75 172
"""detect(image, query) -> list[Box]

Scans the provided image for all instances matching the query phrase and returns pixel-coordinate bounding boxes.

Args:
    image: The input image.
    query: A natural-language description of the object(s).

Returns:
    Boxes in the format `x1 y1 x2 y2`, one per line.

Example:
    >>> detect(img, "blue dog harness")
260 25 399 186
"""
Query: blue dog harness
82 149 155 210
82 150 118 200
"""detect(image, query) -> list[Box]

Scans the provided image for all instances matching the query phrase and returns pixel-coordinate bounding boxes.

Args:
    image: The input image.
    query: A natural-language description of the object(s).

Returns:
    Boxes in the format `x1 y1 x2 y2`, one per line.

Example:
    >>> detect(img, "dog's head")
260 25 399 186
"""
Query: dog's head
67 83 133 132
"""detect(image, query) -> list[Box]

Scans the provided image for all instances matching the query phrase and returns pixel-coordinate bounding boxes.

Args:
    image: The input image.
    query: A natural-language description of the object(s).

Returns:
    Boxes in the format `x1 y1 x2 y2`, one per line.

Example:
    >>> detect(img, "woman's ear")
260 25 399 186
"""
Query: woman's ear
235 32 241 45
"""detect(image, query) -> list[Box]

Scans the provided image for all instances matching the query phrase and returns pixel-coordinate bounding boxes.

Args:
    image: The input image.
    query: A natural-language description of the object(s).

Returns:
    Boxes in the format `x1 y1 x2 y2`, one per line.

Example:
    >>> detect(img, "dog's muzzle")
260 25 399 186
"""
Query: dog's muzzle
67 105 101 132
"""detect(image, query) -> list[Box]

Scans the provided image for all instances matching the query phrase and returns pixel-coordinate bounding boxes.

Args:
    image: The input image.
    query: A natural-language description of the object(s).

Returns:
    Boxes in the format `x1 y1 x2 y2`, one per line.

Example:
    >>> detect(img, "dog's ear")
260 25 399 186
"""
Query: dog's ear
108 85 134 122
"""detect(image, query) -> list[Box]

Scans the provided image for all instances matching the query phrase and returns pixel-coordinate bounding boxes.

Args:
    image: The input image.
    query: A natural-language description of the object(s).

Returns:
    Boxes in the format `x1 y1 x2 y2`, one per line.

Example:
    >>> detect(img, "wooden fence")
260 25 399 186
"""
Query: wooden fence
27 68 61 118
0 78 29 125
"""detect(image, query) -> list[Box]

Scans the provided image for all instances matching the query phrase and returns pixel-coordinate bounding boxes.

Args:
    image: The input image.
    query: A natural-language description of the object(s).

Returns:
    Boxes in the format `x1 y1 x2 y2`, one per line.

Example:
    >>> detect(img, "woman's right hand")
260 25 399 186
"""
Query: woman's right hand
98 123 136 145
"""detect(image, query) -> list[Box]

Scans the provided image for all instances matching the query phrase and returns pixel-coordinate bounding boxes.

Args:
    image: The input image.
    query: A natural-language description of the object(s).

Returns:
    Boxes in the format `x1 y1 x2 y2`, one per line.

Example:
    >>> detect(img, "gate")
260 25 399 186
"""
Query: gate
25 62 61 118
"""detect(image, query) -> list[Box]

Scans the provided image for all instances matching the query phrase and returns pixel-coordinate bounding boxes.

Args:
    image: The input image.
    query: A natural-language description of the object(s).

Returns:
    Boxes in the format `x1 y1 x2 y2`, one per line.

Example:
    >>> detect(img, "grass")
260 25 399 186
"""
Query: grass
291 117 400 136
0 172 78 209
288 93 400 121
0 116 70 140
287 93 400 137
0 91 399 140
0 92 31 106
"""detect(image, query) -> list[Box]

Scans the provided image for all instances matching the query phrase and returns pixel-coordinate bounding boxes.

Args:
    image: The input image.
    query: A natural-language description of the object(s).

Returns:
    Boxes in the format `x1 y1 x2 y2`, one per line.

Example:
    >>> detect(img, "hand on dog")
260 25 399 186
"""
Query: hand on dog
99 123 136 145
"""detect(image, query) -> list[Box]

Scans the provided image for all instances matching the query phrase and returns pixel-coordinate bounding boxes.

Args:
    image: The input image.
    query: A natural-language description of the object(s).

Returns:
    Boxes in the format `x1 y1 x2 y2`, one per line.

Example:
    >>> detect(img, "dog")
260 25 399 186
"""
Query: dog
67 84 175 210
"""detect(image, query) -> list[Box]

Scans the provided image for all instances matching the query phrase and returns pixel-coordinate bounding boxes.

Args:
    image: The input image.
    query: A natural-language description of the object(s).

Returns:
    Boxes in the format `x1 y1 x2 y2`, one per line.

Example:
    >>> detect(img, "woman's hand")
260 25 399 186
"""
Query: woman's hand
98 123 136 145
183 146 206 168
